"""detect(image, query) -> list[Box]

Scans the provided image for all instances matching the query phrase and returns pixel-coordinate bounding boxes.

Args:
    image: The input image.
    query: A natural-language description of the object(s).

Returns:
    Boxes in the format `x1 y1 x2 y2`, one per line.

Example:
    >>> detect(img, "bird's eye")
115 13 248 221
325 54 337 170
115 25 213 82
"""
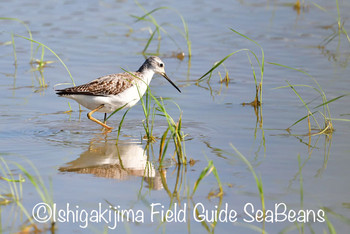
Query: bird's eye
159 63 164 68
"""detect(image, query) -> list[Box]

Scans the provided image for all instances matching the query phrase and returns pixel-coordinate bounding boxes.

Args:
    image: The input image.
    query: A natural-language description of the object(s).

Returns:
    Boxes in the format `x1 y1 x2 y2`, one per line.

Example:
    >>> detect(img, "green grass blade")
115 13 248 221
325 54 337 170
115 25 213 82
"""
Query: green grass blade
133 7 169 22
342 27 350 44
159 127 170 162
13 162 47 203
191 160 214 197
230 28 260 49
288 111 318 129
312 2 327 12
11 33 17 65
268 62 312 78
106 103 128 121
314 94 348 109
285 81 321 129
117 109 130 142
0 176 25 183
274 84 315 90
329 118 350 122
142 27 158 54
230 144 265 212
230 28 264 73
246 52 258 86
198 49 248 81
324 213 337 234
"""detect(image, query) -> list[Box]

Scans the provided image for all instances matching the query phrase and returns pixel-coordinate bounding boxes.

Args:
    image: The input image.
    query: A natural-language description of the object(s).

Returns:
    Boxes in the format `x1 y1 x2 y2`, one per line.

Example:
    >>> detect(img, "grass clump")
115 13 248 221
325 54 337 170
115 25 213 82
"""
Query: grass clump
154 96 187 164
30 45 55 71
313 0 350 47
16 34 75 87
29 45 56 89
0 157 54 233
14 160 54 216
0 158 25 206
1 17 74 90
198 29 264 108
191 159 223 199
136 78 186 165
132 0 191 58
271 62 345 136
0 17 75 97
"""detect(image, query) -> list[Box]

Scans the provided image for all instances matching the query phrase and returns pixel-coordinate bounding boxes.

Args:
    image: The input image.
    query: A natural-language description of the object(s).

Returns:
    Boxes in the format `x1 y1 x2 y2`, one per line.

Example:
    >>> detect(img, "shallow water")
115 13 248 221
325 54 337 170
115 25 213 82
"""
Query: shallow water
1 0 350 233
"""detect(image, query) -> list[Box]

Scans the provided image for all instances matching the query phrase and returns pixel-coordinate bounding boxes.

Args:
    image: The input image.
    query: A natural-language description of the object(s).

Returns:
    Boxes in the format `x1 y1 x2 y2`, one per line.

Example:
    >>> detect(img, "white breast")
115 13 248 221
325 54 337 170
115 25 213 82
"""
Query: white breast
64 72 153 113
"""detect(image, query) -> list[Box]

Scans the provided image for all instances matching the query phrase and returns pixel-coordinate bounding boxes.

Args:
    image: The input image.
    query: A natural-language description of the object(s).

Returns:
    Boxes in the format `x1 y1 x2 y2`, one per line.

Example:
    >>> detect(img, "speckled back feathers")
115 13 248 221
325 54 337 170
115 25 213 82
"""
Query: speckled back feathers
56 72 141 96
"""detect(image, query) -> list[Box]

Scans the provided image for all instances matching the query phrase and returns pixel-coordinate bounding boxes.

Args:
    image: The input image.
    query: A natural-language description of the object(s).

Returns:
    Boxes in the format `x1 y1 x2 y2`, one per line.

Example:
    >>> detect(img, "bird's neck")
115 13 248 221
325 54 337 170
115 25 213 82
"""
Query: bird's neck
137 61 150 73
133 68 154 97
137 64 154 85
141 69 154 85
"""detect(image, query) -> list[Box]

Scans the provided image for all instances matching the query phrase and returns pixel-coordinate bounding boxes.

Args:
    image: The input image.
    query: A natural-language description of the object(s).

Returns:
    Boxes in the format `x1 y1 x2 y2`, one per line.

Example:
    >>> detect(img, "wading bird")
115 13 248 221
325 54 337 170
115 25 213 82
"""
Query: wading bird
56 56 181 130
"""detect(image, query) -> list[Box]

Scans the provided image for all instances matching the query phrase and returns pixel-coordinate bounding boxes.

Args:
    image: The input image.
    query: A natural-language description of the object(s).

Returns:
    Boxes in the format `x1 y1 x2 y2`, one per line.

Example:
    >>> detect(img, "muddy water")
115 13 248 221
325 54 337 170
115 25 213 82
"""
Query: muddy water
1 0 350 233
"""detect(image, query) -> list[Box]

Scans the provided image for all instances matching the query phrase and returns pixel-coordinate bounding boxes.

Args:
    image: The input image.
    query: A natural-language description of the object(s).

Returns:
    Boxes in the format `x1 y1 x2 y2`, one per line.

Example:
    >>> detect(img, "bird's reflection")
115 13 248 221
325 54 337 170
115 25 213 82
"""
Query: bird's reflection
59 140 165 190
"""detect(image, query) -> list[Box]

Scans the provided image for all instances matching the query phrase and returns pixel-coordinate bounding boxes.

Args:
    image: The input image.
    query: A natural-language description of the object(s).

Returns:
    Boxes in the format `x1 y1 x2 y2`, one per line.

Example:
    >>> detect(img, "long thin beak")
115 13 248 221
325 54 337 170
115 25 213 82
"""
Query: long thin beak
161 72 181 93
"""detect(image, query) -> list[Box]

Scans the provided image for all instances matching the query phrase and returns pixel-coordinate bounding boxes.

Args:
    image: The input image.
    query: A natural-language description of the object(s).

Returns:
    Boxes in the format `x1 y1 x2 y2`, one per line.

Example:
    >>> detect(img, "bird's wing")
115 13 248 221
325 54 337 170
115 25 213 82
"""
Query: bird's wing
56 73 137 96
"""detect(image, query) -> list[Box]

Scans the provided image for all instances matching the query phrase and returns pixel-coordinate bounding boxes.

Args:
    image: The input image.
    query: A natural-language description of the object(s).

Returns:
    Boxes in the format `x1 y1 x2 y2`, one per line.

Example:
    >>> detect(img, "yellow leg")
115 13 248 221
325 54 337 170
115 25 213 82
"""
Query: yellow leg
87 105 113 130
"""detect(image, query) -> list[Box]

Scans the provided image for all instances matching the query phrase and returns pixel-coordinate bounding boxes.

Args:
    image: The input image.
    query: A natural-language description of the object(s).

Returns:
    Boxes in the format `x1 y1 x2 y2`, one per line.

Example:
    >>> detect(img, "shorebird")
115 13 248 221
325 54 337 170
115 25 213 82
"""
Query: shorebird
56 56 181 130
